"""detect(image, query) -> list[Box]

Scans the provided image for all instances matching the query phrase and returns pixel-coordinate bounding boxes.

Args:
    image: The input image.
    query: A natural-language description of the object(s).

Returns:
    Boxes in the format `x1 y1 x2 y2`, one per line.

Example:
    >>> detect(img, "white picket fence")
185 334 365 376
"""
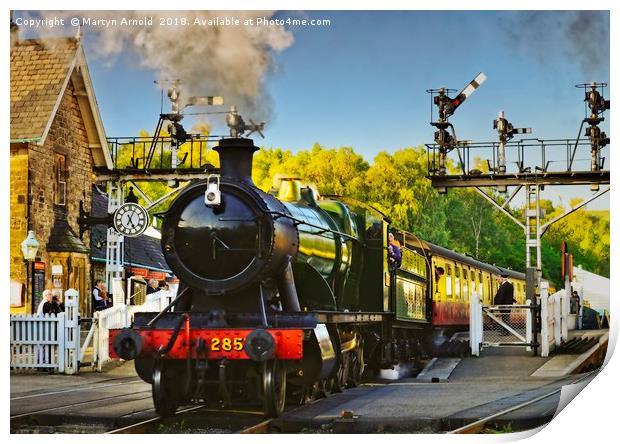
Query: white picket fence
10 287 174 374
10 289 80 374
91 290 175 371
540 282 570 357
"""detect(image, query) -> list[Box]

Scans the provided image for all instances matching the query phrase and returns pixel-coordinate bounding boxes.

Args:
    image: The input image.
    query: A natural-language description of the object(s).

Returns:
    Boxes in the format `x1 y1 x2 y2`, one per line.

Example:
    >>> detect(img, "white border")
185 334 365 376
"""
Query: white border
3 2 617 443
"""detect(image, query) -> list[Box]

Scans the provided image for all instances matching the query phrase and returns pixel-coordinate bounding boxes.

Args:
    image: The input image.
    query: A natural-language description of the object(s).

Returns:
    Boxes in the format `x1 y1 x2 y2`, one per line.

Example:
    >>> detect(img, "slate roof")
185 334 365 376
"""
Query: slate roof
90 187 171 273
10 37 79 141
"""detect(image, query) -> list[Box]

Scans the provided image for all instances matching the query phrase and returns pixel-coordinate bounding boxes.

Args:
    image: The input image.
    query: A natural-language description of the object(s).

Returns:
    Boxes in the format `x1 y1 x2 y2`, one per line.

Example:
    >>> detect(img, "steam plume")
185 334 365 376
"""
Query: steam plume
27 11 294 122
501 11 609 77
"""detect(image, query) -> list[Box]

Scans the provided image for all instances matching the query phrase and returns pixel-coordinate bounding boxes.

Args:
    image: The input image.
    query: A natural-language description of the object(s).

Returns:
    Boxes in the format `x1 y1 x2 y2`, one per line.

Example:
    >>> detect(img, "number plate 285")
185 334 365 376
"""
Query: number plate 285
210 336 244 352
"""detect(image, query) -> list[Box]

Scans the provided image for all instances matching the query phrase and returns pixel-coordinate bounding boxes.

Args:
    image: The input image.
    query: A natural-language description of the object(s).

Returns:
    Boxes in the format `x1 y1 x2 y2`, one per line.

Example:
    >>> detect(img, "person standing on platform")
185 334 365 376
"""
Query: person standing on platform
44 291 65 315
37 289 53 315
36 289 54 369
158 280 170 292
147 279 161 295
570 290 581 314
493 272 515 334
93 280 109 312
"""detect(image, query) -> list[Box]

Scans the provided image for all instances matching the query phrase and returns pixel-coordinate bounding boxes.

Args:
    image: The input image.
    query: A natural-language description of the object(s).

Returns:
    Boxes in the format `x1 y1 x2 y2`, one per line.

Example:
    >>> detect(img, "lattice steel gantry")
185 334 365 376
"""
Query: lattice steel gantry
425 77 610 297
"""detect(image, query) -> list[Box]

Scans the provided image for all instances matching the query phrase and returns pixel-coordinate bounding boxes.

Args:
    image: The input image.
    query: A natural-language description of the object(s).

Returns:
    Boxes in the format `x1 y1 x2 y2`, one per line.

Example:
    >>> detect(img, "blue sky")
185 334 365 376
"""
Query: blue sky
15 10 610 209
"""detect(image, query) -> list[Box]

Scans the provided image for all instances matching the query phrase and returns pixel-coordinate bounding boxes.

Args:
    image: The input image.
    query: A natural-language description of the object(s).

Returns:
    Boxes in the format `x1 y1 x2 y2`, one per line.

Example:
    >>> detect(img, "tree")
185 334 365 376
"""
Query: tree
107 135 610 284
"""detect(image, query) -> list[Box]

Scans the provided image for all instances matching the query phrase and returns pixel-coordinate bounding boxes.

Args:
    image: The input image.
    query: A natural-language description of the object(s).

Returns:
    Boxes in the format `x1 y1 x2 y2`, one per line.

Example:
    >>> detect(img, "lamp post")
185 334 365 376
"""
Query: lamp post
21 230 39 313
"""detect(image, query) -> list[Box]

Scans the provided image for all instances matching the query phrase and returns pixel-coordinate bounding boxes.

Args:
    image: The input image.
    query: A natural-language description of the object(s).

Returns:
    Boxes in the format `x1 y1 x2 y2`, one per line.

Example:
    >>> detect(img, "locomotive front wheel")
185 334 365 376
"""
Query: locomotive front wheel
152 360 178 417
262 360 287 417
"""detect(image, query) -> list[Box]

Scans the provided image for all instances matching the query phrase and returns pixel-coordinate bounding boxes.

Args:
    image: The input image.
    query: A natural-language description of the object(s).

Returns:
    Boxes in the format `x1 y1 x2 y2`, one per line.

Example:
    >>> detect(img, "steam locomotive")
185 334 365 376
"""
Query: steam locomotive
110 137 526 417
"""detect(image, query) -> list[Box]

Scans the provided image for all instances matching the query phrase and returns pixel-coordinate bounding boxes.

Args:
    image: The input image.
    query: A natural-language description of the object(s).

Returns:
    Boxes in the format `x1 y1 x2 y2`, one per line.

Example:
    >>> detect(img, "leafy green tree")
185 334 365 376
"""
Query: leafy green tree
107 135 609 284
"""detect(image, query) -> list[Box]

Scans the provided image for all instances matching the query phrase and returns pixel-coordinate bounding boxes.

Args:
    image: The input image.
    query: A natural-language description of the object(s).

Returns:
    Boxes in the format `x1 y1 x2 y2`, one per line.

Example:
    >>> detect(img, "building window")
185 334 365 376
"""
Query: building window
54 153 67 206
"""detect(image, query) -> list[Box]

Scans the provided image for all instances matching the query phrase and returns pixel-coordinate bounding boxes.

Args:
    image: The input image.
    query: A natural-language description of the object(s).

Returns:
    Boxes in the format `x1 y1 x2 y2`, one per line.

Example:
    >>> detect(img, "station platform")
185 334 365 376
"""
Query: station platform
10 329 608 433
273 329 608 433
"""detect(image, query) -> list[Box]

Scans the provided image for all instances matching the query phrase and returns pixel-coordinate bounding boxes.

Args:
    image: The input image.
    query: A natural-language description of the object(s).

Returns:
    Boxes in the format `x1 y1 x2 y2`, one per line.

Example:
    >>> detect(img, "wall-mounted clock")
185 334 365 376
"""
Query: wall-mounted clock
113 203 149 237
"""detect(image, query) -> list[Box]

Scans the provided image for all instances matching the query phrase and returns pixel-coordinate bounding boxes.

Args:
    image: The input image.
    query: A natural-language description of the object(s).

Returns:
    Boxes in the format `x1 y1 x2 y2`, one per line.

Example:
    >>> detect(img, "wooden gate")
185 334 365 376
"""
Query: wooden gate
10 289 79 374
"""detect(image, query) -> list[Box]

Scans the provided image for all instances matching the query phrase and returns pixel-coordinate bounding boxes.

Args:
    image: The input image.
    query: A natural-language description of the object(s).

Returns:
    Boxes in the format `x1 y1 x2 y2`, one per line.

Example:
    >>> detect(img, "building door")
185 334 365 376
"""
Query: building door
69 255 88 315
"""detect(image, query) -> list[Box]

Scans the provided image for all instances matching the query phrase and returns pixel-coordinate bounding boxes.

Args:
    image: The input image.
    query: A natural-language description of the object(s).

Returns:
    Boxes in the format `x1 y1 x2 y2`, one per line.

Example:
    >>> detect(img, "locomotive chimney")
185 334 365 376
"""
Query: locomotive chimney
213 138 258 184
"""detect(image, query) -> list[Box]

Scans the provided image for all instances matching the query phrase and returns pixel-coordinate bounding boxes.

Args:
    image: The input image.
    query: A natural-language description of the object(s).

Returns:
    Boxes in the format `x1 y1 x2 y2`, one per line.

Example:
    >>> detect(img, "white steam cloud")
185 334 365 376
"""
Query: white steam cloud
27 11 294 122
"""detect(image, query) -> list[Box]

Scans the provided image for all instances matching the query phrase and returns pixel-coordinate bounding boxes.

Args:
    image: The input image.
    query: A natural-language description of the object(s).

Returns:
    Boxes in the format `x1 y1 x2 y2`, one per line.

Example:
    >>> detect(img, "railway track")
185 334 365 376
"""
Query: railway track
10 372 306 434
106 406 207 433
447 372 595 434
10 389 153 420
13 396 270 434
107 407 271 434
10 376 142 401
106 401 327 434
10 377 153 433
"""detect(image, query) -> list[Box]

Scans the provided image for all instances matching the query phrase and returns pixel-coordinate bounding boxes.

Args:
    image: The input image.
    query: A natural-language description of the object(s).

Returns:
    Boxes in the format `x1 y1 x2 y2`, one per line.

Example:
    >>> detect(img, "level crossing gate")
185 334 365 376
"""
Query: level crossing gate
470 293 536 356
470 283 570 357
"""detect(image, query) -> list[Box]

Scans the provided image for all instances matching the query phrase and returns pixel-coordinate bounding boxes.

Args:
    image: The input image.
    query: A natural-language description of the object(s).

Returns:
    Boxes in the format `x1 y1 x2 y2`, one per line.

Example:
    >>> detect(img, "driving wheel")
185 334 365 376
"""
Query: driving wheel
152 360 178 417
262 359 287 417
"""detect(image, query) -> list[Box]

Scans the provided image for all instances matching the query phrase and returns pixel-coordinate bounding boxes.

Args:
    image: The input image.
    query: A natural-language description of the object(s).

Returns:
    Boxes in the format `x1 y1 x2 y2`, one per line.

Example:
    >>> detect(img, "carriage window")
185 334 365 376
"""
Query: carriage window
463 270 469 298
446 265 452 297
478 272 482 283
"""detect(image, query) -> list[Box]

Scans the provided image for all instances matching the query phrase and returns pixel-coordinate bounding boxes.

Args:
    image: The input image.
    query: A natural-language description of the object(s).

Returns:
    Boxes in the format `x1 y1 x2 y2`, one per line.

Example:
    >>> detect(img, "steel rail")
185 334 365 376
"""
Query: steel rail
237 397 327 434
107 406 267 434
106 405 206 434
238 418 273 434
10 378 143 400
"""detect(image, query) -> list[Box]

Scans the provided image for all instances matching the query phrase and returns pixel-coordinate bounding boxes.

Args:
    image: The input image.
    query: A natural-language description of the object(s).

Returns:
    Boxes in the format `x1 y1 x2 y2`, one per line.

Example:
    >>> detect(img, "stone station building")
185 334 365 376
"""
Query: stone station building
10 34 112 315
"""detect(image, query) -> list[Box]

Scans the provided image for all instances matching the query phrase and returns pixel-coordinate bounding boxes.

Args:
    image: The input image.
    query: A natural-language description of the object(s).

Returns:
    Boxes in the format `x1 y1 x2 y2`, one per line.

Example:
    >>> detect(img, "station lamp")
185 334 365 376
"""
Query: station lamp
21 230 39 262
